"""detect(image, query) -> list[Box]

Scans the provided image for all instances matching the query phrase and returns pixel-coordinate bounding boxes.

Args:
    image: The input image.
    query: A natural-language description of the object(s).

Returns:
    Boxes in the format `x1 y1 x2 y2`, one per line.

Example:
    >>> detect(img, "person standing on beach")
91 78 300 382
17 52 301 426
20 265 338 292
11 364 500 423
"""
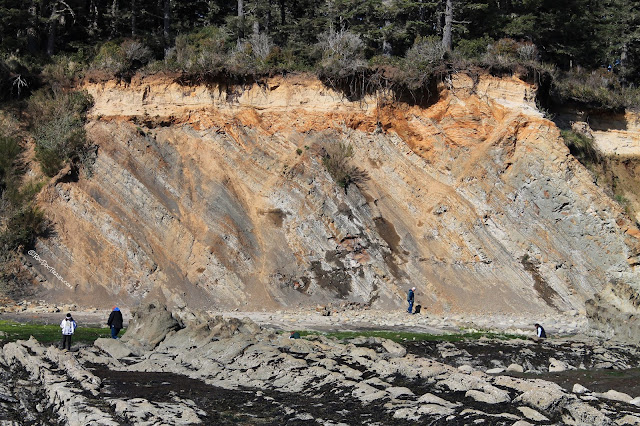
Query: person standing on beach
108 306 124 339
534 323 547 339
407 287 416 314
60 313 77 351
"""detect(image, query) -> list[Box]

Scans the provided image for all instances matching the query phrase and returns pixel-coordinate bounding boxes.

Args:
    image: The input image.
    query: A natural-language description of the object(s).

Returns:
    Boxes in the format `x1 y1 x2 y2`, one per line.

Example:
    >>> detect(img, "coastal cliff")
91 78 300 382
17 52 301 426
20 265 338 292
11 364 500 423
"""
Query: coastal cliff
24 73 640 337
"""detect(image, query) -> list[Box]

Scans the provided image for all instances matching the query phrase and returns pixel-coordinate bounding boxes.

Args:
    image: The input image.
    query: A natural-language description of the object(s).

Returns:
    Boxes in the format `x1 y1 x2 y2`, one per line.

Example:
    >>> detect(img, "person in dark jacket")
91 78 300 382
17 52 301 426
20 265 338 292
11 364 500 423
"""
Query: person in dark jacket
108 306 124 339
407 287 416 313
534 323 547 339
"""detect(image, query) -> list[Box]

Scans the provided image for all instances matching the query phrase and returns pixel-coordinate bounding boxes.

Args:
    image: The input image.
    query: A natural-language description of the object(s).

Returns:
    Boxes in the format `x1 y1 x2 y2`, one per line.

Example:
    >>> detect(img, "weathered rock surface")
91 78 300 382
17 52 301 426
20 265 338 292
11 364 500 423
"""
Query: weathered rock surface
22 74 640 340
119 301 181 354
1 303 639 424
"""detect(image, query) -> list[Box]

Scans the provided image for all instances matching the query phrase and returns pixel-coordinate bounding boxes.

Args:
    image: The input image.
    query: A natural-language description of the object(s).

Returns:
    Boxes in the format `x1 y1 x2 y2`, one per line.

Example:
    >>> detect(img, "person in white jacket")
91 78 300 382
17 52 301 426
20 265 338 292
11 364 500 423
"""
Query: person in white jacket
60 313 77 351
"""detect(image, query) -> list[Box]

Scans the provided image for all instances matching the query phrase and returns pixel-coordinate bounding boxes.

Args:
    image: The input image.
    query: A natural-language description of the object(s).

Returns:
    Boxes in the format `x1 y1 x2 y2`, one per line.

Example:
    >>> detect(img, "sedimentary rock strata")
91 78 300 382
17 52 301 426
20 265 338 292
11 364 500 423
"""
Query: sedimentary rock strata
23 74 640 341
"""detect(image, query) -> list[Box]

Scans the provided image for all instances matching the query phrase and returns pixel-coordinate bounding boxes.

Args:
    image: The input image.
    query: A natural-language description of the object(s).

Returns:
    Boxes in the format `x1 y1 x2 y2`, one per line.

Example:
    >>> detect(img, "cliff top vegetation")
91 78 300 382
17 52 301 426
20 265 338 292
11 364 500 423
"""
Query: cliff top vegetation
0 0 638 109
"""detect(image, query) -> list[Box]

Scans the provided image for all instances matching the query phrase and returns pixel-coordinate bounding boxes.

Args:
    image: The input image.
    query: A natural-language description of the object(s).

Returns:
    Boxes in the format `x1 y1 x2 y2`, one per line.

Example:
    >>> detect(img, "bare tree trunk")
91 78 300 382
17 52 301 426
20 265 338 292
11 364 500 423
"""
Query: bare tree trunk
238 0 244 44
27 0 39 54
163 0 171 55
131 0 136 36
620 42 629 79
279 0 285 25
265 0 272 34
46 0 77 55
382 0 392 56
46 20 57 56
382 22 392 56
435 0 442 37
110 0 118 38
87 0 98 35
442 0 453 52
46 4 58 56
157 0 162 38
205 1 214 25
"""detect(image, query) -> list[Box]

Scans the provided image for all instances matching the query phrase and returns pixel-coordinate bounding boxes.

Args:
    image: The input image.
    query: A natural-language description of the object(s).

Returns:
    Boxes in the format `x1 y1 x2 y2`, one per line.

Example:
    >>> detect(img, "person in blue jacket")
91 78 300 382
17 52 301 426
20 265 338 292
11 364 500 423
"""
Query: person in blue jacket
407 287 416 313
108 306 124 339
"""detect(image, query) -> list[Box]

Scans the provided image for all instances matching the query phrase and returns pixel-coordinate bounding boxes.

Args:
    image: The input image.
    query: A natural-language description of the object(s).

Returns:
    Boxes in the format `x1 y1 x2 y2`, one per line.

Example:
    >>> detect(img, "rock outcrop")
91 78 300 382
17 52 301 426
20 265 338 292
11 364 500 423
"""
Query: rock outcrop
23 73 640 336
1 303 640 424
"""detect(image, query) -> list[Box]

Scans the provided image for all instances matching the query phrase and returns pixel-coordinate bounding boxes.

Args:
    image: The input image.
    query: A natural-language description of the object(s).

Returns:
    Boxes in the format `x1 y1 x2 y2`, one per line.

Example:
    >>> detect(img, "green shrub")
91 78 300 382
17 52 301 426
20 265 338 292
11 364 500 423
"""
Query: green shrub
121 40 153 70
169 26 229 74
316 29 366 80
0 135 47 265
0 140 47 257
92 41 123 73
615 193 629 205
0 56 35 100
17 180 46 203
0 205 46 253
390 36 445 91
227 33 278 76
92 39 153 76
553 69 640 109
455 36 494 59
33 116 86 176
171 27 284 77
0 136 22 189
248 33 286 74
405 36 445 71
487 38 520 58
28 89 93 177
264 46 302 72
561 129 600 165
476 38 541 75
516 43 538 61
41 54 86 89
322 142 368 191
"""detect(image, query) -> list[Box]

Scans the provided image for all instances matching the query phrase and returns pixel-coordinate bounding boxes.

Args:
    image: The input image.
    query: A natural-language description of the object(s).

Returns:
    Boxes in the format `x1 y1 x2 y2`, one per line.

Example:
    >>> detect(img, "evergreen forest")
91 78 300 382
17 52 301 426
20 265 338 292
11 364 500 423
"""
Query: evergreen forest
0 0 639 108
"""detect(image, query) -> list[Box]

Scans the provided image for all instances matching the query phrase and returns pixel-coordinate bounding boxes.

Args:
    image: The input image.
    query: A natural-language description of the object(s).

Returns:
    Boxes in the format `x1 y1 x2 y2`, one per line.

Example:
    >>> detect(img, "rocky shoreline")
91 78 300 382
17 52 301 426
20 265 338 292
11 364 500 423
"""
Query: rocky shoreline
0 303 638 424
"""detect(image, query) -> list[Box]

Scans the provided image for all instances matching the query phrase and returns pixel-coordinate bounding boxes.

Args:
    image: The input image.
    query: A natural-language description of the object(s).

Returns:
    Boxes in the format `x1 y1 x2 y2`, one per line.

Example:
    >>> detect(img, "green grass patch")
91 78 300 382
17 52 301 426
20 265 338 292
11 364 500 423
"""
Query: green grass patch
298 330 524 343
0 320 123 343
561 129 600 166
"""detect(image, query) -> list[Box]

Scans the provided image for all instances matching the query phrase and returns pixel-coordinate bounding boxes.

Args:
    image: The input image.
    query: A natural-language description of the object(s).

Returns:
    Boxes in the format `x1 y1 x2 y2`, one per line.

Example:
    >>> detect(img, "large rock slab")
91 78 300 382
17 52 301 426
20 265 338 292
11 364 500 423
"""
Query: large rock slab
94 338 134 360
120 302 181 353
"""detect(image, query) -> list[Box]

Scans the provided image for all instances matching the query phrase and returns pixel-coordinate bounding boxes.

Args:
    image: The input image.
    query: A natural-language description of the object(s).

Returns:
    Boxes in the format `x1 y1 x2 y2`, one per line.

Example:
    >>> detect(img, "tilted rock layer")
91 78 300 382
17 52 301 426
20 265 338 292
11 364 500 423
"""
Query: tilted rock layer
27 73 640 328
4 303 640 424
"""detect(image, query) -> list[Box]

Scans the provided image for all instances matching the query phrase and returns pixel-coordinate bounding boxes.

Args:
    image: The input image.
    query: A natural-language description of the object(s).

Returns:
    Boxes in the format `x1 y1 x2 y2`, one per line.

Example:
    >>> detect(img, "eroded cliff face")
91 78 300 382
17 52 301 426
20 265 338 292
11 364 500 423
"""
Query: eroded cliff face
26 73 640 321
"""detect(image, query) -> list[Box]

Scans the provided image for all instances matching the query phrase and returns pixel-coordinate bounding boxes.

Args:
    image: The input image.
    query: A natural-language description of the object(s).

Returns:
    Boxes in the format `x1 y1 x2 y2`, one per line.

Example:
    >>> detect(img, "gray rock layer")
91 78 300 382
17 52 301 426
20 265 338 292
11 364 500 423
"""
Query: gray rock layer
2 303 639 424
